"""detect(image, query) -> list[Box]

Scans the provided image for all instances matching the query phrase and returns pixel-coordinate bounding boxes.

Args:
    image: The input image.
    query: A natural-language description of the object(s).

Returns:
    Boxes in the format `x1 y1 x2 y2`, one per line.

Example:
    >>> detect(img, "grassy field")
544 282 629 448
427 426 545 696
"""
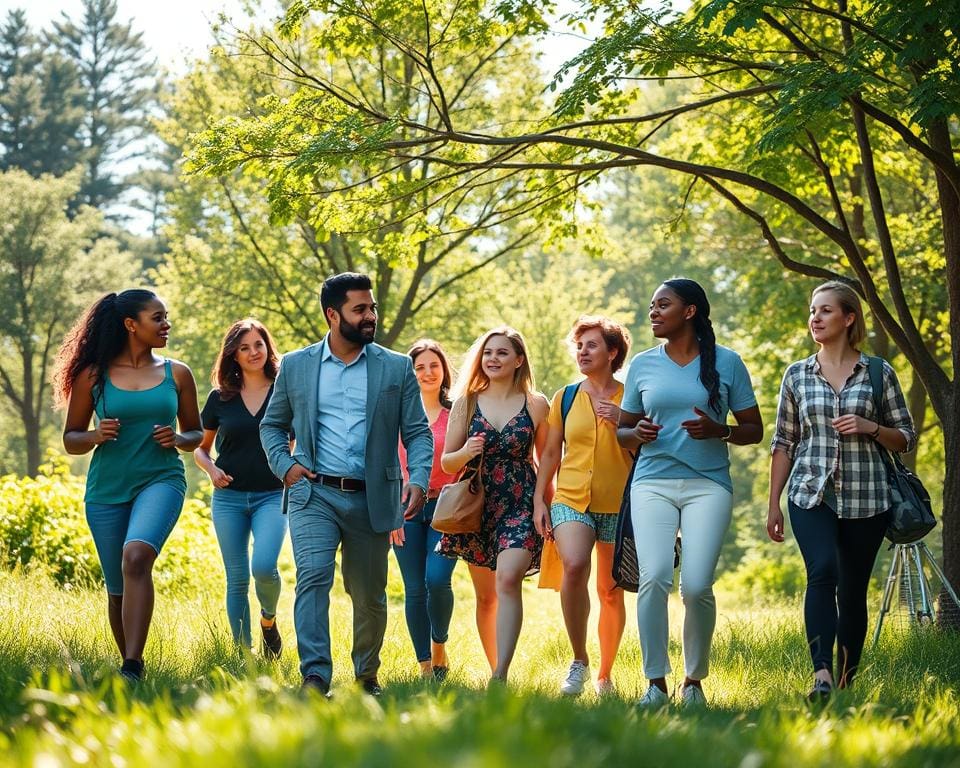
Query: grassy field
1 548 959 768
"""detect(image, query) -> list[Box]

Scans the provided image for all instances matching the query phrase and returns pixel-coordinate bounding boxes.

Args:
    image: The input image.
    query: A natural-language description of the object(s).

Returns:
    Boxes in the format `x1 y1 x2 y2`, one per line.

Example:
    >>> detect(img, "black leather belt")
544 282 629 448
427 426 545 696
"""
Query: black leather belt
312 474 365 492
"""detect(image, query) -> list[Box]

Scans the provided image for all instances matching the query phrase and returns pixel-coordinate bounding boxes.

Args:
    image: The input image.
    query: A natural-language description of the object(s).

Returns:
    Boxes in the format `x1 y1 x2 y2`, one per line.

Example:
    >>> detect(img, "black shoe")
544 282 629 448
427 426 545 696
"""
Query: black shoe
358 677 383 697
301 675 331 698
260 619 282 660
119 658 144 683
807 678 832 703
432 665 449 683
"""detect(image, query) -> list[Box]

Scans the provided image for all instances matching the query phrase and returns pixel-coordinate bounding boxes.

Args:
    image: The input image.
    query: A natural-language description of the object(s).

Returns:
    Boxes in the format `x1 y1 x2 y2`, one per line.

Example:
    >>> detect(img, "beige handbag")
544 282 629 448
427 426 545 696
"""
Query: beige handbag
431 394 484 534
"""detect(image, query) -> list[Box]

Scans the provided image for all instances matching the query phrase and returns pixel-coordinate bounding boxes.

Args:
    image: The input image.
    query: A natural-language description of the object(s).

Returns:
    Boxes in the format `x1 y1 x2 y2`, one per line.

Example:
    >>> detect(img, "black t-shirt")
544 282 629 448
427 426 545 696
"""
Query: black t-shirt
200 386 283 492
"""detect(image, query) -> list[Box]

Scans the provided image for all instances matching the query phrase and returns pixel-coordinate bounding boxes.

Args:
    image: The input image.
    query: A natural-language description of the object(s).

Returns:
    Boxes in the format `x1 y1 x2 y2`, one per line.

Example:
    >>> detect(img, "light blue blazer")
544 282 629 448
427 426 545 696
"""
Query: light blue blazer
260 341 433 533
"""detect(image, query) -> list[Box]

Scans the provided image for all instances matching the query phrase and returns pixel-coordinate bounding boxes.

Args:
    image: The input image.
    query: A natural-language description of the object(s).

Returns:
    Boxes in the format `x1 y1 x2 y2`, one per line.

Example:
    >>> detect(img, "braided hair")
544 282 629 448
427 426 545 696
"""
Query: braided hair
52 289 159 408
662 278 721 415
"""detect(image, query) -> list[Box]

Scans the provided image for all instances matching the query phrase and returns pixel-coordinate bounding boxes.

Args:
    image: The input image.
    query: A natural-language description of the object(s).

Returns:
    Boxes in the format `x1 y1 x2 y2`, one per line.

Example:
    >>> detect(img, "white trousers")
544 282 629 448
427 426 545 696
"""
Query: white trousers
630 477 733 680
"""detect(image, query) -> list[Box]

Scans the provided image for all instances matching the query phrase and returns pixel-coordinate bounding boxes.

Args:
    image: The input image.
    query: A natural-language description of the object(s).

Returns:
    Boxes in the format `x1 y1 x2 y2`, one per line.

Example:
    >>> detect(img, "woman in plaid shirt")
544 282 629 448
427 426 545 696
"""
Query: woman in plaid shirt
768 281 916 702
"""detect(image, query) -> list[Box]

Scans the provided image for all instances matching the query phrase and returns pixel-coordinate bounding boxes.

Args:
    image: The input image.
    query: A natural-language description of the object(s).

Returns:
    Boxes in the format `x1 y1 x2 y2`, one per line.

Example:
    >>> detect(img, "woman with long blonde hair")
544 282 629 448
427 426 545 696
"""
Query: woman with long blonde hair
437 326 550 684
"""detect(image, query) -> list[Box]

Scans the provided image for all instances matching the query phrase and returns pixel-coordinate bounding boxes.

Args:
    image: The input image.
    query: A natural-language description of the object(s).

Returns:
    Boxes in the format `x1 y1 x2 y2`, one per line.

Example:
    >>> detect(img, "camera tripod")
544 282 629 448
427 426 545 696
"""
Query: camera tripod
872 542 960 646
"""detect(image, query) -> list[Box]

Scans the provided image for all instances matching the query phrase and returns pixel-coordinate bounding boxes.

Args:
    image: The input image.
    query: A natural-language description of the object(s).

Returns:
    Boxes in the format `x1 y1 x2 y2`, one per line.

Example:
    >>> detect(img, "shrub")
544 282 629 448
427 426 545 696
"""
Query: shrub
718 547 806 599
0 455 222 592
0 456 99 587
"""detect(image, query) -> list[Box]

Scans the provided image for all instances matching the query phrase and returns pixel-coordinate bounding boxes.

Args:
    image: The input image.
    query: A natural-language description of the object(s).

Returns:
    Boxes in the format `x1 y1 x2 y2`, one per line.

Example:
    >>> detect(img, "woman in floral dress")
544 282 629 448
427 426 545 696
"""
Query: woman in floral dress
438 326 550 684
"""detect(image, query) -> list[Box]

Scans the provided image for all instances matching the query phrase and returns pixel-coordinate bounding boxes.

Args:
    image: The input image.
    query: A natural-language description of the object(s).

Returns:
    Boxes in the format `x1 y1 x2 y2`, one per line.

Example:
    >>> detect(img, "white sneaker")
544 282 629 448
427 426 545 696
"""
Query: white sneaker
595 677 615 697
636 683 670 709
680 683 707 709
559 660 590 696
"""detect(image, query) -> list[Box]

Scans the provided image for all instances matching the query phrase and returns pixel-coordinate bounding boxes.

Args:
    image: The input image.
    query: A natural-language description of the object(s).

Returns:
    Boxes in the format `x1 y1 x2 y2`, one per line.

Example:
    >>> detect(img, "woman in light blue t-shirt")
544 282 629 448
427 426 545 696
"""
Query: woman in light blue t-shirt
617 278 763 709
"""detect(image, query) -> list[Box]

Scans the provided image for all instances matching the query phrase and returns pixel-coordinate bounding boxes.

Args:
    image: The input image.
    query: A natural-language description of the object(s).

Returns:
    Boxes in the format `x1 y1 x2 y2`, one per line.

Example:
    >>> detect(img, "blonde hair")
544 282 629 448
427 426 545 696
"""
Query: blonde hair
812 281 866 348
452 326 534 399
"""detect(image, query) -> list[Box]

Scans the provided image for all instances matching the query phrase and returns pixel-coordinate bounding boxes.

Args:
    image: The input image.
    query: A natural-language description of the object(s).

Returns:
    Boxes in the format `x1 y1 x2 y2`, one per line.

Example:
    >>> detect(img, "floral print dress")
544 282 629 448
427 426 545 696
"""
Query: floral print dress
437 400 542 574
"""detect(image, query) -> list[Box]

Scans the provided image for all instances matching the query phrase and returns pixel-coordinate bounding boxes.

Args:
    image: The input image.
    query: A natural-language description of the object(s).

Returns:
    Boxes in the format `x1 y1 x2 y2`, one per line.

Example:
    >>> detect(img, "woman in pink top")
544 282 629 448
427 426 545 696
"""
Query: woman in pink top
392 339 459 680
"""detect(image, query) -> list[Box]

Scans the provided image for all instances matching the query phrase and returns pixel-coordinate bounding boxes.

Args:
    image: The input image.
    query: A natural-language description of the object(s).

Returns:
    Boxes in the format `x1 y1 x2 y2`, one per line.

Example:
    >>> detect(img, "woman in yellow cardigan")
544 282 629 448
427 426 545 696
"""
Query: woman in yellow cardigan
533 315 633 696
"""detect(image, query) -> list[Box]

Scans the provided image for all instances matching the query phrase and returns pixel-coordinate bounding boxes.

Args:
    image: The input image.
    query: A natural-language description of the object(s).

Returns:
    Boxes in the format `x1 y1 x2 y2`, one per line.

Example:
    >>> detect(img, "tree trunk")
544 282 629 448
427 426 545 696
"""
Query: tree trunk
924 116 960 628
21 345 40 476
940 410 960 627
23 409 41 477
901 372 928 472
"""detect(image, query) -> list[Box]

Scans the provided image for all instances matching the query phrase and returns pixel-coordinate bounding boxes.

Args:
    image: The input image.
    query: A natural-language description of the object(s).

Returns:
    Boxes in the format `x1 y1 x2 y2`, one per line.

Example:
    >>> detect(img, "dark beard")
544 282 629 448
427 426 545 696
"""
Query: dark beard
339 315 376 345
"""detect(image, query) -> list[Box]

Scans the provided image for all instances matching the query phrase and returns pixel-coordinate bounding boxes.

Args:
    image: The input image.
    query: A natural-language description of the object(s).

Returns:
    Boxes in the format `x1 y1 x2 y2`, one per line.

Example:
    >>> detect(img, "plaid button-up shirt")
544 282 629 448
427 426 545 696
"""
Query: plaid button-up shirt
771 353 917 519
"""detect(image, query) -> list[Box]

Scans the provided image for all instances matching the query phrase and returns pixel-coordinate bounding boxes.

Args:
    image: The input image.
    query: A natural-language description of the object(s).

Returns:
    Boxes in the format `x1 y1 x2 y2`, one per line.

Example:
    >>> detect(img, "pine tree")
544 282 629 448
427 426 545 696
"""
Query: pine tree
0 9 85 177
50 0 156 209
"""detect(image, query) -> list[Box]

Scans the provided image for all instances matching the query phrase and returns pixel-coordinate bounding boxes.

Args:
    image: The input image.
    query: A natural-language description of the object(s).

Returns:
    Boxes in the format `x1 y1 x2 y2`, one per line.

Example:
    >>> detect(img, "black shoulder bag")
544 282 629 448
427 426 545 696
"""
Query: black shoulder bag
866 356 935 544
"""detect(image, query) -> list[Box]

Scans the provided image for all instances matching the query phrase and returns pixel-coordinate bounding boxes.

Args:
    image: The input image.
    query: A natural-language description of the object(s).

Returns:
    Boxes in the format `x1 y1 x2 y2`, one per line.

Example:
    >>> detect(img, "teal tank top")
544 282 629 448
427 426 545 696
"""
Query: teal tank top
85 359 186 504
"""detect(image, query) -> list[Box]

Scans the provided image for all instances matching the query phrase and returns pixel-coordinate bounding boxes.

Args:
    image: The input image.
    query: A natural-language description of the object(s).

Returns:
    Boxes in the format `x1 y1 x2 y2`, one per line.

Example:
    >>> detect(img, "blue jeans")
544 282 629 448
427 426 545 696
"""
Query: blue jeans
392 499 458 662
211 488 287 647
86 482 185 595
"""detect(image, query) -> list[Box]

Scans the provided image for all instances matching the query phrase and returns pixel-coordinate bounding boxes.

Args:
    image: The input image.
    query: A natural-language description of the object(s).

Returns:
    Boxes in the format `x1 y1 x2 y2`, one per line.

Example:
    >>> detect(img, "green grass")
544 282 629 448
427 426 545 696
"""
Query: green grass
1 558 959 767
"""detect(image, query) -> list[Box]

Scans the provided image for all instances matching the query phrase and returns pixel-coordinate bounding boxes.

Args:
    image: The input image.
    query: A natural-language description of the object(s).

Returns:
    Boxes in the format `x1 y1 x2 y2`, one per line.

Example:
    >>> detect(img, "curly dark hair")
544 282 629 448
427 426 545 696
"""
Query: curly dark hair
52 289 159 408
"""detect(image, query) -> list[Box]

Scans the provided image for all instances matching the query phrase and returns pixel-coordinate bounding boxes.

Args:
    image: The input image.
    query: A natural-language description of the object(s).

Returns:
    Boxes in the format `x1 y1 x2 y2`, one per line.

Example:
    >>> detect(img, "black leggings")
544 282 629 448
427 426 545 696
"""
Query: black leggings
789 501 888 686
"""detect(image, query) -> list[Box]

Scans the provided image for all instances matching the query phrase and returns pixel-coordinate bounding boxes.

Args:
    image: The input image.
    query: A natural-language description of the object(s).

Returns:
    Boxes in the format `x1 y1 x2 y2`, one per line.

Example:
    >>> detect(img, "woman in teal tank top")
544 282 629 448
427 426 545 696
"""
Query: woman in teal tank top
53 289 202 682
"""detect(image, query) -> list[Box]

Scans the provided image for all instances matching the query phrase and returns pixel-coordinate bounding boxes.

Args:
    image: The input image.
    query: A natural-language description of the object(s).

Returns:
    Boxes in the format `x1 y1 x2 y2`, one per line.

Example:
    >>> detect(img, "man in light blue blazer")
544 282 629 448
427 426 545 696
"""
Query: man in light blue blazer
260 272 433 696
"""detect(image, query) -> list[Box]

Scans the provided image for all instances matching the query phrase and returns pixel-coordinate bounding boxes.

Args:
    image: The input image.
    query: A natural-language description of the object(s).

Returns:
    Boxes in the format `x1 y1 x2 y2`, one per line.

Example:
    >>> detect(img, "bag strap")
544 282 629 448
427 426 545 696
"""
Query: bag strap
866 355 902 473
460 392 482 480
462 391 477 433
560 382 582 443
866 356 885 425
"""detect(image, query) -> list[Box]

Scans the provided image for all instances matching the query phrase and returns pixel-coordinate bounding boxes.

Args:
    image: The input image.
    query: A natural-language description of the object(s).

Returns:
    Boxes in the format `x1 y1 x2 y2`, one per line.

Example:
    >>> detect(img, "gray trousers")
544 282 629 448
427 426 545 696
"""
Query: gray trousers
287 480 390 683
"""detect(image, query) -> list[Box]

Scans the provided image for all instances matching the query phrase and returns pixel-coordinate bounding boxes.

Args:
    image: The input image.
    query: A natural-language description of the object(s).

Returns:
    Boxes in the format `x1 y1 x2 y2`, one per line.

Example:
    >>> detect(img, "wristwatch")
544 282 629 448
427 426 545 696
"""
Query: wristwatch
720 424 733 442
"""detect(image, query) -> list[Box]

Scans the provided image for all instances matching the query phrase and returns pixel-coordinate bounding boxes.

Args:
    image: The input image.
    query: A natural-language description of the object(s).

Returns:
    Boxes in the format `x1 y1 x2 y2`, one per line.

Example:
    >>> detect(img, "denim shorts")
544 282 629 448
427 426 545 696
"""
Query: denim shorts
550 502 618 544
85 482 185 594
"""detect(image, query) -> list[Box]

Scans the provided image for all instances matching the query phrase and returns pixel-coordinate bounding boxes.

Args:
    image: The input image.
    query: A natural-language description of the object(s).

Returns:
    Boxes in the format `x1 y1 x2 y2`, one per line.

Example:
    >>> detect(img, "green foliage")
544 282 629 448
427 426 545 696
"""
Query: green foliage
0 10 85 177
153 497 223 594
551 6 671 115
0 457 98 588
169 4 561 356
0 167 135 475
50 0 158 209
0 455 224 593
718 548 806 599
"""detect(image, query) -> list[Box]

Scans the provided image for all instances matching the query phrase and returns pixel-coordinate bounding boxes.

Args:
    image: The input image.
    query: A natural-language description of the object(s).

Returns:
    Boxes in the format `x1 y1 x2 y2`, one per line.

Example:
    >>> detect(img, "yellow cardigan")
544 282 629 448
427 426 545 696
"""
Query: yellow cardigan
539 383 633 591
548 384 633 514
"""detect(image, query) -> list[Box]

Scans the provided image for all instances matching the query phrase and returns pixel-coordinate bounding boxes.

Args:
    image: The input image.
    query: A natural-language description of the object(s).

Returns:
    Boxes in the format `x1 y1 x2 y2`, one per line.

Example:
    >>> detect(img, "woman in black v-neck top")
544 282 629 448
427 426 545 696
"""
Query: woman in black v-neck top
195 319 287 657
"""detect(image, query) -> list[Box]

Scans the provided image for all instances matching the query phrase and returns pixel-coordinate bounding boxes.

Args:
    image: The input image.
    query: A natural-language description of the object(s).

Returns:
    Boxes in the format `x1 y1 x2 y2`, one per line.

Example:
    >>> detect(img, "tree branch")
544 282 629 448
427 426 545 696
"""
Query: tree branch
699 176 848 282
219 180 325 339
0 363 24 412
